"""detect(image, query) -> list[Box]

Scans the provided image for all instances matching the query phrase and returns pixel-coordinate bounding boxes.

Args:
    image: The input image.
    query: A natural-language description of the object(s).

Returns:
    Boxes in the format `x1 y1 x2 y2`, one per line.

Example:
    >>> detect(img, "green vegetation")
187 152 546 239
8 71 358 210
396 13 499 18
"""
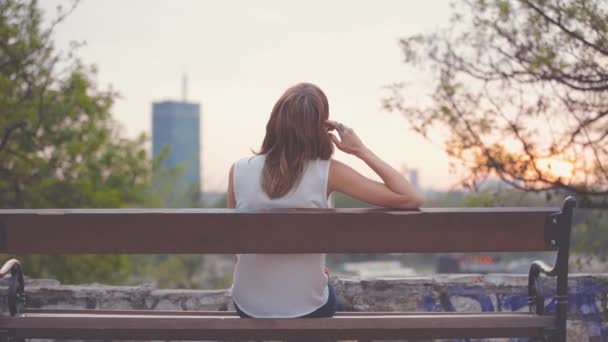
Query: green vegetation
0 0 204 287
0 1 150 209
333 192 371 208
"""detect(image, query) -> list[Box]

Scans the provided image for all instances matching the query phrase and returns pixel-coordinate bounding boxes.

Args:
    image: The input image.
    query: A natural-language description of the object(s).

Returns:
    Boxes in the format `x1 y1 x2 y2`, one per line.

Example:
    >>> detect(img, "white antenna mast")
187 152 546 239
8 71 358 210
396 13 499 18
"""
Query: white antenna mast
181 73 188 102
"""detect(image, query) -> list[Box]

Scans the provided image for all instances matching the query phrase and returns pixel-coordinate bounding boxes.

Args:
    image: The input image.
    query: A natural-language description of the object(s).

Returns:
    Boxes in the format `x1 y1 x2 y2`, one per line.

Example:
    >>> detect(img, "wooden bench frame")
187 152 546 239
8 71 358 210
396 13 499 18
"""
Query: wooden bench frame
0 196 576 341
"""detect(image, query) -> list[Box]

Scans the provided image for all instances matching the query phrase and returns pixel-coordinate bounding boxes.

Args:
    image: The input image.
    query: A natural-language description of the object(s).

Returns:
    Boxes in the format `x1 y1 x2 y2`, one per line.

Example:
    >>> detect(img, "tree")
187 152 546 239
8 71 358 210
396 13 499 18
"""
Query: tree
0 0 153 209
0 0 199 284
385 0 608 208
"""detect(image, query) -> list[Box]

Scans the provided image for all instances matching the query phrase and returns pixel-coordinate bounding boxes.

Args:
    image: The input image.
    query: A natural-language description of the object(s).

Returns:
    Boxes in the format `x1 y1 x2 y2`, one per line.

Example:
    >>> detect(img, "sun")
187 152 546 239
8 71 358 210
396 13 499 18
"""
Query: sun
535 157 576 181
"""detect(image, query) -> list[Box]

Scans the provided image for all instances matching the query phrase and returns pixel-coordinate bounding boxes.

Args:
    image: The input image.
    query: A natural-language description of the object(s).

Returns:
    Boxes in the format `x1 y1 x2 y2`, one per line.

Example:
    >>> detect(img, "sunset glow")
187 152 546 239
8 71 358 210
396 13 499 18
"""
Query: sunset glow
535 157 576 181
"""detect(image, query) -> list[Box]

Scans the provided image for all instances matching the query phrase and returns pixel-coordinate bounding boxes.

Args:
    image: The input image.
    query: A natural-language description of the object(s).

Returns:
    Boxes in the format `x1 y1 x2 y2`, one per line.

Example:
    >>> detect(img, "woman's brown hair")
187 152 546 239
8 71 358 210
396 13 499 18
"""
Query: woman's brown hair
258 83 334 198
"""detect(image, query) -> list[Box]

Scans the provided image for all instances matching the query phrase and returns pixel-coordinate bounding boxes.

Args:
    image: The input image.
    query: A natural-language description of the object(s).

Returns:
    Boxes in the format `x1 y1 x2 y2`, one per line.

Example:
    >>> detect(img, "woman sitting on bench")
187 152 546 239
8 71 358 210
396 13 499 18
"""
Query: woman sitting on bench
227 82 423 318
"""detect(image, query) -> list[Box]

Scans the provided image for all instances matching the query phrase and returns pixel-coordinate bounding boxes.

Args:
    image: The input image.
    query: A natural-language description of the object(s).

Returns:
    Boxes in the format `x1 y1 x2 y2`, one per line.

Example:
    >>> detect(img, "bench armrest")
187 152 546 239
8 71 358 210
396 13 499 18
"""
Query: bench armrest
0 258 25 316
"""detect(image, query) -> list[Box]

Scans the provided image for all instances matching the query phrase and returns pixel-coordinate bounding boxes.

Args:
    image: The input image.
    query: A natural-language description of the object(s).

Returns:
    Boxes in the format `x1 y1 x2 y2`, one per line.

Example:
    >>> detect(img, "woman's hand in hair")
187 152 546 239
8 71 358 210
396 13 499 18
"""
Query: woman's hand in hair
326 120 424 209
325 120 368 157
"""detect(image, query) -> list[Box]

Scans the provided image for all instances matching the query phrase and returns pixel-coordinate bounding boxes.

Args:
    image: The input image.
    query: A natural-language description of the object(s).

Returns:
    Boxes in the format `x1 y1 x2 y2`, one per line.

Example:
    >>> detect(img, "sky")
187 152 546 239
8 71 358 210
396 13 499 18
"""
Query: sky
41 0 456 192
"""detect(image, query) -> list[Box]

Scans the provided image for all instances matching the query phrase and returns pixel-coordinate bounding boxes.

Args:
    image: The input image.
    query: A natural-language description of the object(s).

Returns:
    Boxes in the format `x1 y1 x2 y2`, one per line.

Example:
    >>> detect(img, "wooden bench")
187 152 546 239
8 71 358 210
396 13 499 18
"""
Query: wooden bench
0 196 576 341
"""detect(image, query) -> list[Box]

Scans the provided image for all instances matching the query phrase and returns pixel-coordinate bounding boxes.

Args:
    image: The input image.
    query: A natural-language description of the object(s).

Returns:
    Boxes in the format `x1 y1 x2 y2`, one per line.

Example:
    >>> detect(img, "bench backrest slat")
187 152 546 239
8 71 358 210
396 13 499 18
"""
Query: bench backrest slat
0 208 559 254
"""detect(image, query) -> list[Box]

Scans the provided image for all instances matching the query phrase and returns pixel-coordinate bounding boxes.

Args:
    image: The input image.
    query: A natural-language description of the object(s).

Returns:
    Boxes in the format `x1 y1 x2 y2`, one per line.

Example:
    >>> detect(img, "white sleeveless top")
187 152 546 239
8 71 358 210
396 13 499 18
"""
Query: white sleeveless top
231 154 332 318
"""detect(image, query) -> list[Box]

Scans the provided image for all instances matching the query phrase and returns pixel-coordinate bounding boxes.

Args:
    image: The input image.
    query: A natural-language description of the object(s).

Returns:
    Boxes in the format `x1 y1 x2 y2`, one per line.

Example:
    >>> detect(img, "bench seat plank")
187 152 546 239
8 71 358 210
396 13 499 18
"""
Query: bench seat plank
0 207 559 253
0 312 555 340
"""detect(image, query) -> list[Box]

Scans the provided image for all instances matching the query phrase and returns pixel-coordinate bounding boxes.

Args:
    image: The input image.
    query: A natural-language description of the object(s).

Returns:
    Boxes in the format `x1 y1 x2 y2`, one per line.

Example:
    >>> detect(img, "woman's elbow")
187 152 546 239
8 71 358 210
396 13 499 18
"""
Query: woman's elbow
396 194 424 209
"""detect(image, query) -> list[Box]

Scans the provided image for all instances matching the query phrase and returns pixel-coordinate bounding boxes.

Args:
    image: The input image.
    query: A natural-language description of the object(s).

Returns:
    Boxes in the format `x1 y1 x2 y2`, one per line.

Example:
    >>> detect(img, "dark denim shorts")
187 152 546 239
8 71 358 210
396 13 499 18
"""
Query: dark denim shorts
233 283 337 318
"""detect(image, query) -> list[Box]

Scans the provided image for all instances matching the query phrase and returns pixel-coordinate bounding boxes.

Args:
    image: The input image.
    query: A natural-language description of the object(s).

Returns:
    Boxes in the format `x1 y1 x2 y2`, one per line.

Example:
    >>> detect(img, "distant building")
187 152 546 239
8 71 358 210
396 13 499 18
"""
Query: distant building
408 169 419 189
152 100 201 190
400 164 420 190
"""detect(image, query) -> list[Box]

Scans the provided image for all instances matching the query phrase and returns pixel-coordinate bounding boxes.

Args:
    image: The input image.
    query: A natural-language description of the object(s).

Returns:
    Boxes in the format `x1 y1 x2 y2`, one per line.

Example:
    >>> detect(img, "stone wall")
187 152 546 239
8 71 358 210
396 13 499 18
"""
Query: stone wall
1 274 607 341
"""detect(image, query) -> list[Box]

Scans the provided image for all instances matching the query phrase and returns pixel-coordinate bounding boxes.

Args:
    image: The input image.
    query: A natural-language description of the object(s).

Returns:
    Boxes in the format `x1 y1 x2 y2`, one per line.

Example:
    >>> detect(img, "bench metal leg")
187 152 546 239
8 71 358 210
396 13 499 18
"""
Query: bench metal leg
528 196 576 342
0 260 25 342
0 259 25 317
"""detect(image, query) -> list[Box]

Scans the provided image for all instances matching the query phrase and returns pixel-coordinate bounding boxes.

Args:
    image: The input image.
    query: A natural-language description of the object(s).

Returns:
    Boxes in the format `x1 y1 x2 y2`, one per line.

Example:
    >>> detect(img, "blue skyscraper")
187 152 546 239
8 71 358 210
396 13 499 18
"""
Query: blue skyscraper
152 101 201 190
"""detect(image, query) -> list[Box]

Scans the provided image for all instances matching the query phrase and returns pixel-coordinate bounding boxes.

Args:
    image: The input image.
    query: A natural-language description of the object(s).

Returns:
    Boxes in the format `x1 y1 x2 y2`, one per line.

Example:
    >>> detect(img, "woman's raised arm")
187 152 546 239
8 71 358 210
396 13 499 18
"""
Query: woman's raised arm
326 121 423 209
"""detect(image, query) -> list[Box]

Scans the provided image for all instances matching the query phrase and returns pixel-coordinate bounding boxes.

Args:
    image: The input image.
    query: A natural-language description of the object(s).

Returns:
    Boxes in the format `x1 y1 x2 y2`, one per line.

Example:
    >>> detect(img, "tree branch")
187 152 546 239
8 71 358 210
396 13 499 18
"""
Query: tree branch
0 122 25 153
521 0 608 56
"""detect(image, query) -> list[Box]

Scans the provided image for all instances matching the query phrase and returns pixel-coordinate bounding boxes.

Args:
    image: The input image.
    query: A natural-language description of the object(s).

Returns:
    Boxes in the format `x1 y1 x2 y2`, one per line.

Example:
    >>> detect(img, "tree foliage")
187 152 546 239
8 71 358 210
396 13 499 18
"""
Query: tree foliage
0 0 153 208
0 0 203 285
385 0 608 208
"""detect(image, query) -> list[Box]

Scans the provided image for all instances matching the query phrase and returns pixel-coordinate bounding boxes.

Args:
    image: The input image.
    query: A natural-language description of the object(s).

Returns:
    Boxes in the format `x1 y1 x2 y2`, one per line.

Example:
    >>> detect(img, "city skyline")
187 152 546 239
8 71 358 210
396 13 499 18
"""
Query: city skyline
42 1 455 192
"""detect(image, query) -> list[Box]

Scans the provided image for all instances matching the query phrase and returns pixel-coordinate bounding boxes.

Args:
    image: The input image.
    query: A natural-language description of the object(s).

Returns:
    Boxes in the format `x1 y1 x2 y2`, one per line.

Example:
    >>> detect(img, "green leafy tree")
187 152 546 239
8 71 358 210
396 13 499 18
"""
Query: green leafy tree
0 0 203 284
385 0 608 209
0 0 152 209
